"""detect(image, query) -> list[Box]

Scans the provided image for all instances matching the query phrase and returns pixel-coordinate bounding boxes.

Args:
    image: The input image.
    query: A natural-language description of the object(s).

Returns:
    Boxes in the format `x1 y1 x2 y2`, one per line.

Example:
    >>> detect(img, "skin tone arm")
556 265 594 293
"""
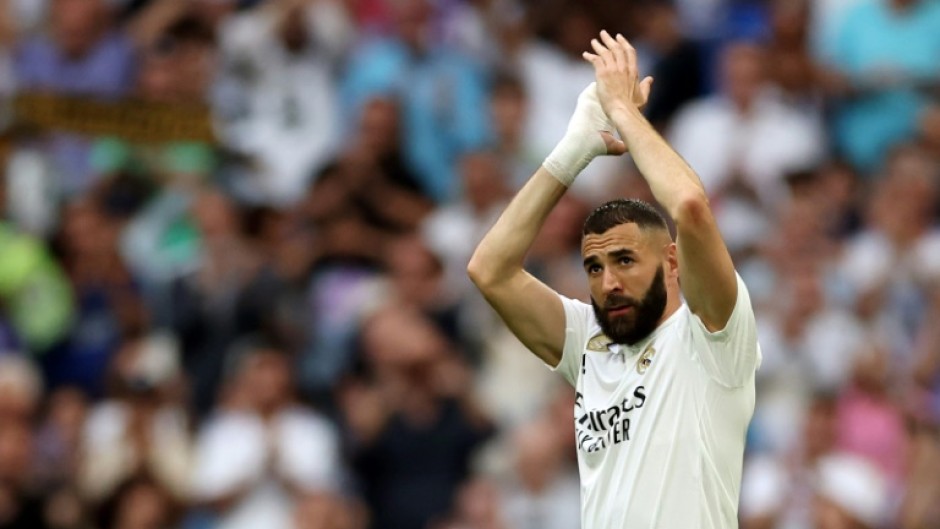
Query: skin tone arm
467 169 571 366
467 87 627 366
584 31 737 331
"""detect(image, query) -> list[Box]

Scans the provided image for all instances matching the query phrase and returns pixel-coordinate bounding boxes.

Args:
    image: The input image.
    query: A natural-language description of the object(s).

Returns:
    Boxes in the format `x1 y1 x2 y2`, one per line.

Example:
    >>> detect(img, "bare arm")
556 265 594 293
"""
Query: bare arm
467 169 569 366
585 31 737 331
468 84 625 366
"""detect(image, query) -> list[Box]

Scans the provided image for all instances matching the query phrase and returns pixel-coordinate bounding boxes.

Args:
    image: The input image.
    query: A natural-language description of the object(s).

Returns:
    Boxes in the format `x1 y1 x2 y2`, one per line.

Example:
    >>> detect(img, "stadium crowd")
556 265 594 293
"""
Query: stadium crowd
0 0 938 528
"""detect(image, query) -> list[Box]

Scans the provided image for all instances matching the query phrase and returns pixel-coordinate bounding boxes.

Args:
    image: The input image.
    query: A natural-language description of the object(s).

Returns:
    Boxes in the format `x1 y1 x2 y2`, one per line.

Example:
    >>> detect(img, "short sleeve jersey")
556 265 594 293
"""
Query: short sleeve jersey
551 273 761 529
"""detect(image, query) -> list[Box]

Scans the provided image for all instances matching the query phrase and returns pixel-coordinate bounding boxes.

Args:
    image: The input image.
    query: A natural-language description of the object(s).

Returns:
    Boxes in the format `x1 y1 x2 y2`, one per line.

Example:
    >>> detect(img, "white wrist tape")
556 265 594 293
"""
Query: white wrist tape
543 82 614 187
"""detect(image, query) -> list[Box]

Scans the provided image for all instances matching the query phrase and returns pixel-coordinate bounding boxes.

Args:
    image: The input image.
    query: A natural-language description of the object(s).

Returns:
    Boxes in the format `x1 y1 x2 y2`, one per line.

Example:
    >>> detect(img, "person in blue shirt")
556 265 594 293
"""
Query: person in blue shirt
341 0 490 202
822 0 940 172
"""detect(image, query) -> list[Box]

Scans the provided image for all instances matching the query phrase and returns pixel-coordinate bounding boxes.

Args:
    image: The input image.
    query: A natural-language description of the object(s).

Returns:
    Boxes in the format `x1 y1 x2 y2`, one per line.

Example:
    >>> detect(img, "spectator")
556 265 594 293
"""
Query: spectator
98 475 180 529
896 418 940 529
33 387 87 489
14 0 134 97
190 345 342 529
834 346 907 486
752 265 864 453
500 420 580 529
342 0 490 201
634 0 707 130
216 0 350 206
0 419 45 528
0 221 74 356
14 0 137 193
741 393 839 529
484 73 541 187
77 332 190 505
813 453 891 529
45 195 144 397
820 0 940 171
668 41 826 206
0 354 43 421
838 145 940 354
165 188 263 416
766 0 824 120
422 149 512 295
343 307 493 529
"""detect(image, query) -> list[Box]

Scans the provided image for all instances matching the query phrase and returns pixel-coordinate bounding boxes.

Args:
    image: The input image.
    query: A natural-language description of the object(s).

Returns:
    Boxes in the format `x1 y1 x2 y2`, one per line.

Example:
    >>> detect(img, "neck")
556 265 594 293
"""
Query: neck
660 281 683 325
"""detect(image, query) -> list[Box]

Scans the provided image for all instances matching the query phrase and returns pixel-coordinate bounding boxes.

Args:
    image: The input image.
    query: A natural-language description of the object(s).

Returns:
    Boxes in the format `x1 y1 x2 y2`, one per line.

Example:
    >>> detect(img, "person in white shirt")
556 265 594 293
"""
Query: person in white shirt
467 31 761 529
190 345 342 529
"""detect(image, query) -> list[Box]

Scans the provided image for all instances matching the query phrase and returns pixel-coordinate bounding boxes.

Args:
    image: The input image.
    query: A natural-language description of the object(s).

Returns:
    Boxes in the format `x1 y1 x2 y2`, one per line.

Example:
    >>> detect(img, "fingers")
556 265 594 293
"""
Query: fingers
639 76 653 108
583 51 603 75
600 31 626 71
589 31 637 76
599 131 627 156
590 38 610 69
616 33 638 80
640 76 654 106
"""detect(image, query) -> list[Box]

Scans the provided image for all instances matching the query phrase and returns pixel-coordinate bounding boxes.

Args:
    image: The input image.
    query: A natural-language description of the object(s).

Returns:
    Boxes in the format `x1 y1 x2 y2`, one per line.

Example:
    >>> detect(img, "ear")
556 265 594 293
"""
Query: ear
664 242 679 279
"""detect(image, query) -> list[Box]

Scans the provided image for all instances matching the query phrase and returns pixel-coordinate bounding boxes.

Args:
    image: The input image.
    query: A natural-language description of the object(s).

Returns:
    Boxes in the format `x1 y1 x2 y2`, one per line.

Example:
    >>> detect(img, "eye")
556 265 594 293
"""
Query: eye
618 256 634 266
587 264 602 275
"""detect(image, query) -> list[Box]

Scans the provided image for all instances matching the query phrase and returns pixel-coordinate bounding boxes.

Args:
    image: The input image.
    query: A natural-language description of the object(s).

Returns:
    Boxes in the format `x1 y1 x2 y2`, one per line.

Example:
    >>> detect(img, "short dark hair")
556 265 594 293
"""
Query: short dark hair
582 199 668 236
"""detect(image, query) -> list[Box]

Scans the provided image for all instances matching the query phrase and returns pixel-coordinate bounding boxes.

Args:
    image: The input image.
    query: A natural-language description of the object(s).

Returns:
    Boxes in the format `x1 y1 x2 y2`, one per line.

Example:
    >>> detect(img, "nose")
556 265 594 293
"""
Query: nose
601 268 622 295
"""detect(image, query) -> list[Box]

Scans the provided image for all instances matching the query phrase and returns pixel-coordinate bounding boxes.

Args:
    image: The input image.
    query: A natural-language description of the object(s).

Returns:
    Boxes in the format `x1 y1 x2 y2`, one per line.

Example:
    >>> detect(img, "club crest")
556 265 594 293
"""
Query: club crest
587 333 613 352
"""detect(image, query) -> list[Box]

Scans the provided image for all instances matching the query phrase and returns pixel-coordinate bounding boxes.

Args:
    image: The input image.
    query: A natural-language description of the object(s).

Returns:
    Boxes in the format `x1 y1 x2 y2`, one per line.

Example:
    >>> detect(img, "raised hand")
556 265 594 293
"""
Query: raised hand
567 82 627 157
582 31 654 119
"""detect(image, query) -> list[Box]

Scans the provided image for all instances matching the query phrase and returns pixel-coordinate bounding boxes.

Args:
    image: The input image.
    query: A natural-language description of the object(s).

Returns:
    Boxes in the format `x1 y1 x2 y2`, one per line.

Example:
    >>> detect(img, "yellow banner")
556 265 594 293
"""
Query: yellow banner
13 93 215 143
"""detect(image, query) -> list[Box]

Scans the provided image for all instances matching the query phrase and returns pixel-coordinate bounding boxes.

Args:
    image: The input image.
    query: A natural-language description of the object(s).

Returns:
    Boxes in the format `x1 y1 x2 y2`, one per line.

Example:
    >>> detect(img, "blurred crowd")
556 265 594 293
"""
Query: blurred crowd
0 0 937 528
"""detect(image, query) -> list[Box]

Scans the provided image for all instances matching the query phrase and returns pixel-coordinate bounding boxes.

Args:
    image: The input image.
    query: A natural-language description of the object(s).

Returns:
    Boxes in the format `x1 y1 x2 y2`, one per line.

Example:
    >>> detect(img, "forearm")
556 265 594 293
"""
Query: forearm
467 168 567 287
611 107 707 221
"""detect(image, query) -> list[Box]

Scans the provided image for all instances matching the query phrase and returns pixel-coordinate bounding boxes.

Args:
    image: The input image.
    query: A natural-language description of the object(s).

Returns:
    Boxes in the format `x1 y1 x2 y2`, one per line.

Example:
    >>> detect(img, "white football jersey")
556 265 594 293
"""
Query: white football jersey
550 273 761 529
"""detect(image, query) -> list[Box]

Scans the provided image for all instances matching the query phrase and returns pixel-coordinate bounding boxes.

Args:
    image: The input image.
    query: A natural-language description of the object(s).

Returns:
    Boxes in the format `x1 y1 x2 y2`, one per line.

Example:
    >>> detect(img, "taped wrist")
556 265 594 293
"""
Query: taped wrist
542 82 612 187
543 129 607 187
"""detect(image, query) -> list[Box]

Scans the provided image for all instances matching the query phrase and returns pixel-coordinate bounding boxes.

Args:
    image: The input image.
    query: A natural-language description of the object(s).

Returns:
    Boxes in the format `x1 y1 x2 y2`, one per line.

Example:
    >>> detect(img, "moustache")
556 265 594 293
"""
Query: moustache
604 294 638 310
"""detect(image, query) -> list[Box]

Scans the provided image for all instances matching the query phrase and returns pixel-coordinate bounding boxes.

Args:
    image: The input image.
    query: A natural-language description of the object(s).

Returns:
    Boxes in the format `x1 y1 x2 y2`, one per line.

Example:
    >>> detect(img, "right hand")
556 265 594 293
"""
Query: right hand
566 82 627 156
582 31 654 119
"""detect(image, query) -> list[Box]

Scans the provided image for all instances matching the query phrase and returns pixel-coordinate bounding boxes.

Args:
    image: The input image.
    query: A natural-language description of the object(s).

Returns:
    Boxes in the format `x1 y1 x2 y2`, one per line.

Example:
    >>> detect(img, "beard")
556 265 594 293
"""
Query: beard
591 266 668 346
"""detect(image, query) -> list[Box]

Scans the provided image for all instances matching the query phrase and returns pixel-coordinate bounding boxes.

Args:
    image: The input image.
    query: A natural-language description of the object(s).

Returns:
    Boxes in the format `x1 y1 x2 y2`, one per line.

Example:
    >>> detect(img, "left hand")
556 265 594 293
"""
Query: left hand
582 31 654 119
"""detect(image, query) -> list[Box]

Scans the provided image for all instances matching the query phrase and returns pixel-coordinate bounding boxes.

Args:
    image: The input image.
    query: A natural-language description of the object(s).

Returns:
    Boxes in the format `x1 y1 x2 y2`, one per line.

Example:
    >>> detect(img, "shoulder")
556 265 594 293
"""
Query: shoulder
558 294 599 336
688 273 757 339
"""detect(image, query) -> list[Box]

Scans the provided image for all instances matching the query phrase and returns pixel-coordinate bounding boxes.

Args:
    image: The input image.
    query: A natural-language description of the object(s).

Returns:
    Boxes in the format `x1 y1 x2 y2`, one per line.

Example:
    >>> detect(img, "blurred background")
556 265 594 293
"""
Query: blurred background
0 0 937 528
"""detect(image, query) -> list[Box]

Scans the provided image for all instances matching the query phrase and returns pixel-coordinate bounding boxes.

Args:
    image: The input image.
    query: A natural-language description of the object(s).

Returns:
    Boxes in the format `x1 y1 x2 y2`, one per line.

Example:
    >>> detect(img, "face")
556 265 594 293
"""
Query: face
582 223 670 345
243 351 292 411
721 43 766 108
52 0 107 58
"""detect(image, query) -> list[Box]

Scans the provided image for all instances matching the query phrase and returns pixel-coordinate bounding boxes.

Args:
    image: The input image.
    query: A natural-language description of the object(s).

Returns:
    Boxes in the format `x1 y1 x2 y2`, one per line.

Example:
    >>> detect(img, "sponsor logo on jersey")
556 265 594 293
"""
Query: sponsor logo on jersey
574 386 647 453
